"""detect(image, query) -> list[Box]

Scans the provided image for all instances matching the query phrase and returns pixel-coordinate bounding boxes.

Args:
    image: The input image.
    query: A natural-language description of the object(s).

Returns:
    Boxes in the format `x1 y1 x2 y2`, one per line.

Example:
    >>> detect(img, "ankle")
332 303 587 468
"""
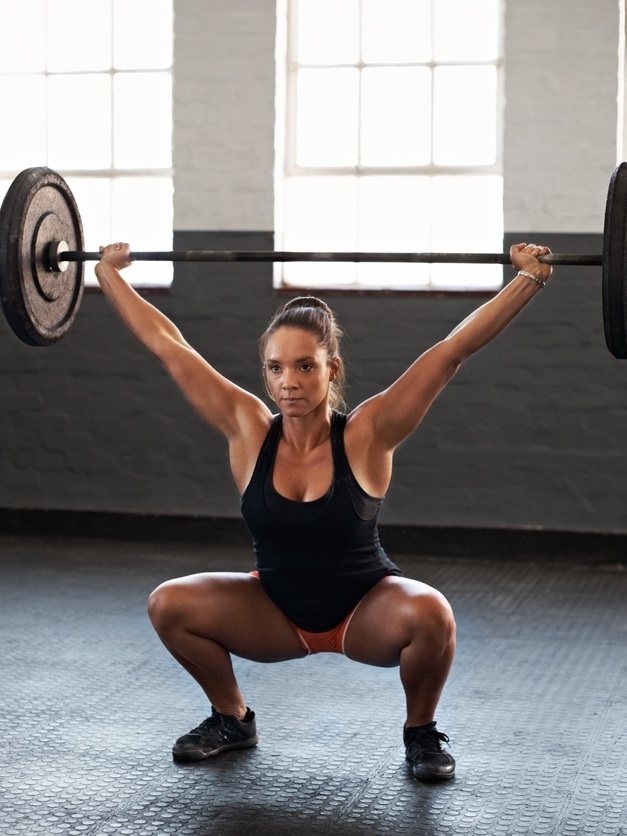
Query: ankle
405 720 436 732
212 704 248 721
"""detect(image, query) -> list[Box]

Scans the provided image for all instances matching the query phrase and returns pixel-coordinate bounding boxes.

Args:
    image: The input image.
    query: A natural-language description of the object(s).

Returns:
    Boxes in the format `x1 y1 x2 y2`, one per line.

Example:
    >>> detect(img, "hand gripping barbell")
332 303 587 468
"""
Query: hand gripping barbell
0 165 626 357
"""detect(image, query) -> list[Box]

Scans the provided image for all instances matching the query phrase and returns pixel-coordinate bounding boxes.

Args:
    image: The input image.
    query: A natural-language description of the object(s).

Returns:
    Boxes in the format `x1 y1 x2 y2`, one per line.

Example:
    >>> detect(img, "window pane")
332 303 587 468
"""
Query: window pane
434 0 500 62
0 180 12 206
362 0 431 63
47 0 112 72
361 67 431 166
433 66 497 165
47 74 112 169
357 176 431 286
296 0 359 65
358 176 431 249
0 76 47 168
114 0 172 69
66 177 112 249
111 177 173 286
295 69 359 167
430 175 503 288
0 2 46 72
430 260 503 288
114 73 172 168
281 177 358 285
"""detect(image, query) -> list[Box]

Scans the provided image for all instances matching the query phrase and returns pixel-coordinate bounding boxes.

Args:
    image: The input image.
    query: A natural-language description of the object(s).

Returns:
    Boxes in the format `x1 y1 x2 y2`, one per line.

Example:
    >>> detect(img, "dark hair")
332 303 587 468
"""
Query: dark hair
259 296 347 411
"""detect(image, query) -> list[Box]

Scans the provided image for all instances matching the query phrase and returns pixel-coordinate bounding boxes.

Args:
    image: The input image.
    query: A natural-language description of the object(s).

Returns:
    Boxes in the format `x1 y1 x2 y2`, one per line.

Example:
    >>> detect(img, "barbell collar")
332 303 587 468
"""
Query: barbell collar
59 250 603 266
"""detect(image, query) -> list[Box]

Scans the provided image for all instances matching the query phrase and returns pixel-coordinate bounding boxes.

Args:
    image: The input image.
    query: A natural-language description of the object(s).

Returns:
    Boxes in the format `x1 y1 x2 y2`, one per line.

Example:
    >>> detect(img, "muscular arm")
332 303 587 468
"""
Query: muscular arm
94 244 272 450
346 244 553 491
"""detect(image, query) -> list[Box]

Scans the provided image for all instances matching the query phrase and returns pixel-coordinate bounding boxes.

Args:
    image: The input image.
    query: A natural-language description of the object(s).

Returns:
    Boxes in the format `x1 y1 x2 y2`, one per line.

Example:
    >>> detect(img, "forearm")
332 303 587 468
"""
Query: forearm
94 260 184 355
445 271 543 361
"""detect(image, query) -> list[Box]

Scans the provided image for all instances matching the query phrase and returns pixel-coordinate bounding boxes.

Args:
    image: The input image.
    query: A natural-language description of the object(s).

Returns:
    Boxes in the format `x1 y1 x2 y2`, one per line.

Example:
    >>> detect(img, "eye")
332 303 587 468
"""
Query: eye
300 363 313 372
267 364 281 374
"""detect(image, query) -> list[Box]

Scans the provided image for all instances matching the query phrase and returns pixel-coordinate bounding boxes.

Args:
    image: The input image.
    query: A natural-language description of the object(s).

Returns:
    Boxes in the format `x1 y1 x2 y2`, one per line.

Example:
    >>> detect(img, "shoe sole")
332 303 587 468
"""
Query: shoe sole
410 766 455 782
172 735 258 763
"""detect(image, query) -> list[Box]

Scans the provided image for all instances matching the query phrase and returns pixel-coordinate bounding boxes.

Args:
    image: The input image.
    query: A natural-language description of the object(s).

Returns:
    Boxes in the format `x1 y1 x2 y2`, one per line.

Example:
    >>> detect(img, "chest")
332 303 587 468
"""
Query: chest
272 440 334 502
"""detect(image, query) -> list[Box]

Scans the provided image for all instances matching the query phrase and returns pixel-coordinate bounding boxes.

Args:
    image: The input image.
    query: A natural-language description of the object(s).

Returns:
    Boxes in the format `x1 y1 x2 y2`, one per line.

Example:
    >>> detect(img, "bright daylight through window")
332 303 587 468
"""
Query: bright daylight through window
0 0 173 287
275 0 503 291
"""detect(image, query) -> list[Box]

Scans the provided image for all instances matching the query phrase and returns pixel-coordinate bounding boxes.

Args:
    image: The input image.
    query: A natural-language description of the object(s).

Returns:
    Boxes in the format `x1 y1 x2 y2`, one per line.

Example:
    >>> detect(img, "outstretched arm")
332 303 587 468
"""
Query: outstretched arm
349 244 553 457
442 243 551 359
94 243 271 443
95 244 184 356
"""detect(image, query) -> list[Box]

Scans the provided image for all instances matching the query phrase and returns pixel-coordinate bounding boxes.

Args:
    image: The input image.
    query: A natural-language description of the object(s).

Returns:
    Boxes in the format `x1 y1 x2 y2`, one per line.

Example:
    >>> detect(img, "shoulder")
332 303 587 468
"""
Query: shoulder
228 406 277 494
342 404 394 496
343 401 379 446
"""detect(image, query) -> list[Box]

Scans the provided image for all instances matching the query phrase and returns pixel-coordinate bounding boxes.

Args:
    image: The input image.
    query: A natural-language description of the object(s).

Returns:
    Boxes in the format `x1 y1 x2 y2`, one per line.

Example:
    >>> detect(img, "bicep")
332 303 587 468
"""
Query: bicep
159 338 271 439
356 341 460 451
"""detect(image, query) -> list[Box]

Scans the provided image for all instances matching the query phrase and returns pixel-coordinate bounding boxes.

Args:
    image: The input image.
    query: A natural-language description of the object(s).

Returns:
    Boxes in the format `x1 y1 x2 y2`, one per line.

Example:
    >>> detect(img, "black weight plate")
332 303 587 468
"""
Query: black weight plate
0 167 84 346
602 162 627 359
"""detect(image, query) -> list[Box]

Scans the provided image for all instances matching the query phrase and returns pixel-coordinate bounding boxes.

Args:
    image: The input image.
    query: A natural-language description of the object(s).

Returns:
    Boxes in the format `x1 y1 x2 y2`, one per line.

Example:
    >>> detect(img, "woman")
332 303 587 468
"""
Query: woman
95 242 552 782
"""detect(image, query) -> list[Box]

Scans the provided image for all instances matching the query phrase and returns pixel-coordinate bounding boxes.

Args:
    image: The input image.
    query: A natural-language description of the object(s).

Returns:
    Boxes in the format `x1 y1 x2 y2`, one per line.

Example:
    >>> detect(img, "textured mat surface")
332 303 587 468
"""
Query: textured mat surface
1 534 626 835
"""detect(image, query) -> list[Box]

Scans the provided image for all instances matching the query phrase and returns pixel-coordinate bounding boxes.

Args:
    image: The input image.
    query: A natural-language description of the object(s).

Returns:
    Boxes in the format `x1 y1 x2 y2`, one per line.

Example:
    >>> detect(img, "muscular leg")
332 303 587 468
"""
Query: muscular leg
342 576 456 728
147 572 306 718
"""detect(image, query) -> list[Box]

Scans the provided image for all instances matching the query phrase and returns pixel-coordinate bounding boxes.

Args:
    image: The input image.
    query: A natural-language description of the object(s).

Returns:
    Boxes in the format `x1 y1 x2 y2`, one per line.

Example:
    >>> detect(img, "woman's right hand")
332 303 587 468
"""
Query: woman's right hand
98 242 133 271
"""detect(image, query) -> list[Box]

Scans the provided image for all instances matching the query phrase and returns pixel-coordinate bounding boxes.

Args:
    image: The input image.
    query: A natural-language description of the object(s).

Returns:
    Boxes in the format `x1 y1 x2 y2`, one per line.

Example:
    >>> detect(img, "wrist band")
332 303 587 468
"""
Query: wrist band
518 270 546 288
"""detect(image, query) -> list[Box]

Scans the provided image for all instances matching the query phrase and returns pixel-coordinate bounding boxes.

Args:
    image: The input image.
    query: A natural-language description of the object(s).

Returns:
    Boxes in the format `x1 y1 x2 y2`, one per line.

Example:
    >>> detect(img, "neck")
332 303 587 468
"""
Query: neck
280 406 333 451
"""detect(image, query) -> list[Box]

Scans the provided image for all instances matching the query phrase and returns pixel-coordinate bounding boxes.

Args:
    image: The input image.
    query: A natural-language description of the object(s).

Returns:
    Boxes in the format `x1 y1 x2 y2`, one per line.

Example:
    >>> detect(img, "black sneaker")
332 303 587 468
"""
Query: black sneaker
404 723 455 782
172 707 258 762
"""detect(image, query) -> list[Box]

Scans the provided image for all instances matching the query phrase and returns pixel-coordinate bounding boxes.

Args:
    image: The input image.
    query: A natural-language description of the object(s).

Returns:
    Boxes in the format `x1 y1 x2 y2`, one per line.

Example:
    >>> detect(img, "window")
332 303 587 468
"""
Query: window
275 0 503 291
0 0 173 287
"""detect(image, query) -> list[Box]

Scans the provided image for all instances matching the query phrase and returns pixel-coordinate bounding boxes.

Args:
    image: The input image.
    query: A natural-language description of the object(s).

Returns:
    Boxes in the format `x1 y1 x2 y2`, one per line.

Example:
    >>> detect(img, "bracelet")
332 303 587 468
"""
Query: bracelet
518 270 546 288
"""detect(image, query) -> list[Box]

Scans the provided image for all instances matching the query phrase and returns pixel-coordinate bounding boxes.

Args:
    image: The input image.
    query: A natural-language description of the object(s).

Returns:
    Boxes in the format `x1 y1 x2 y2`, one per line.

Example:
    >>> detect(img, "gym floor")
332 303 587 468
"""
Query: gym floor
1 532 626 836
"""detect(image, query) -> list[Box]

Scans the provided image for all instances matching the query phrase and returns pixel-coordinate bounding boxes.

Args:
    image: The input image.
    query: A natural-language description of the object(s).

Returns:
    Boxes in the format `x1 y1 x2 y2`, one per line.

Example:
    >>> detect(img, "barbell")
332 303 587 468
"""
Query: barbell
0 165 626 357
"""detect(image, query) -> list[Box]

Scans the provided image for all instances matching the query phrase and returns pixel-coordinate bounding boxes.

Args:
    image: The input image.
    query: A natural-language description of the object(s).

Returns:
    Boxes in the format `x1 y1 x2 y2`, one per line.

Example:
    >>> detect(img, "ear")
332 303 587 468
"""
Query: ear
329 356 341 380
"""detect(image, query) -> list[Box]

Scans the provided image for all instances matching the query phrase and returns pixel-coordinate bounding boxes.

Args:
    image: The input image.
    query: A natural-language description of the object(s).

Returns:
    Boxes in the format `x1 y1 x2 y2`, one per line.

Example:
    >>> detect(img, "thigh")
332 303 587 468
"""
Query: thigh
342 576 453 667
156 571 307 663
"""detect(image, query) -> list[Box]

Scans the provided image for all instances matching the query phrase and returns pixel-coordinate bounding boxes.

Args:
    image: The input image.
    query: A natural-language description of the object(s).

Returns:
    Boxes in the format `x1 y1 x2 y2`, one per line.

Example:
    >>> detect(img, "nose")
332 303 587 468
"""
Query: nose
281 370 298 390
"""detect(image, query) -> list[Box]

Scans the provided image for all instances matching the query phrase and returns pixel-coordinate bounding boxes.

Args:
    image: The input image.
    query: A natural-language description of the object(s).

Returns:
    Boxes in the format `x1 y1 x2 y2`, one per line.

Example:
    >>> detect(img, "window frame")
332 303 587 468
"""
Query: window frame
0 0 174 289
275 0 506 295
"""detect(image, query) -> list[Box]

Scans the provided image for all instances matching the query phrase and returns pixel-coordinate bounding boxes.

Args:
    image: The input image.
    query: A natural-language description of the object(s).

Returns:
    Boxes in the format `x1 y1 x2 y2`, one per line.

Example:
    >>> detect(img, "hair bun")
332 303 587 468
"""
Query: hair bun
282 296 333 317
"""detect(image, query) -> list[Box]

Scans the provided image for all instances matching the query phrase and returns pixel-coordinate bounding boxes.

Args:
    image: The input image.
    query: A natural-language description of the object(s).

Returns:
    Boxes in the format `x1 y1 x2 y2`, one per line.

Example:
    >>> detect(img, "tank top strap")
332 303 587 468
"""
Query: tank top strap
259 413 282 467
242 414 282 498
330 411 350 478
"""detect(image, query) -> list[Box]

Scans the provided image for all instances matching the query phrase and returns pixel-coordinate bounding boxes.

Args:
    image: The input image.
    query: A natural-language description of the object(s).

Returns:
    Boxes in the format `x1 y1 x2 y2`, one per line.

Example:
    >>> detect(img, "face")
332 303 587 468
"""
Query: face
263 326 338 416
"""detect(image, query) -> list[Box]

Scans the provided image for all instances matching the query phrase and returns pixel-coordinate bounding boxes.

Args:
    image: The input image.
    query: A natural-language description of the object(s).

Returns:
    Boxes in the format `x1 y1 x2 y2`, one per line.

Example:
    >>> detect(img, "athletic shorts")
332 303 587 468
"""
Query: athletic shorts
249 570 360 655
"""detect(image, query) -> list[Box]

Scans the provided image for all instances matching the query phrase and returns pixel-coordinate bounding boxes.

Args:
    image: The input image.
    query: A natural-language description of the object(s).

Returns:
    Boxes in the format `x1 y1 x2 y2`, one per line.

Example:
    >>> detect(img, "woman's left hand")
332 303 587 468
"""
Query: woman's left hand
510 243 553 285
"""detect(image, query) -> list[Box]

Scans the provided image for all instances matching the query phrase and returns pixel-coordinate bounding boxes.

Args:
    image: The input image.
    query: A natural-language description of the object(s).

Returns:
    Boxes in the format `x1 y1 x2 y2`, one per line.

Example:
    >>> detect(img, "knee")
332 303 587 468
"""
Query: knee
409 590 456 650
147 579 187 634
437 595 456 646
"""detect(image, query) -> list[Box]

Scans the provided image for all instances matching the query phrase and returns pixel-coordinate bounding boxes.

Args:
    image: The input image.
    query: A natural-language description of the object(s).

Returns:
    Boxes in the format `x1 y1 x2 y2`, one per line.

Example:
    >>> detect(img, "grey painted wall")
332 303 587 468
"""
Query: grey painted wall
1 0 626 535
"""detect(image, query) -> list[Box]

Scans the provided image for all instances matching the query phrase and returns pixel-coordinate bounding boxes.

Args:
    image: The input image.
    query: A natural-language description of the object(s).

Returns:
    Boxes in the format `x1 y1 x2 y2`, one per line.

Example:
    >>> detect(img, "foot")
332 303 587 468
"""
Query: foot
172 707 258 762
404 722 455 782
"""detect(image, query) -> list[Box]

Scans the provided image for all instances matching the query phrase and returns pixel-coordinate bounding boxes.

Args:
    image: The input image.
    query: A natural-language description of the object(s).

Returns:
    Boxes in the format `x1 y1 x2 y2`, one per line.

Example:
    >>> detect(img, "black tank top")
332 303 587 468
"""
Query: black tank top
240 412 401 632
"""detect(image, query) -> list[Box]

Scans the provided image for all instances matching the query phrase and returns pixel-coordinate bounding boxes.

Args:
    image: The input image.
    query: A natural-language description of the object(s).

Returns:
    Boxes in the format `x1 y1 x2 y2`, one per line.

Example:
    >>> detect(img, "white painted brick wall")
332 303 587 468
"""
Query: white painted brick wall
504 0 621 232
173 0 276 230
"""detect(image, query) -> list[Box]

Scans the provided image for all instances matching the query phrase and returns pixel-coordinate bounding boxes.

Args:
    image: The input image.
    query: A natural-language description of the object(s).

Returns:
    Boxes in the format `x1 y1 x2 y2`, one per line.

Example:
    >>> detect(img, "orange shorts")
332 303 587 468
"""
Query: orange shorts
249 570 359 655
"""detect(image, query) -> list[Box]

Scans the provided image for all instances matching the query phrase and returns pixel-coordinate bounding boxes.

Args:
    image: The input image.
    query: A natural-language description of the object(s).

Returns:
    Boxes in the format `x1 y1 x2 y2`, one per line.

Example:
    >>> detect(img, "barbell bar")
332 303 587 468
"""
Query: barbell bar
58 250 601 266
0 165 626 357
